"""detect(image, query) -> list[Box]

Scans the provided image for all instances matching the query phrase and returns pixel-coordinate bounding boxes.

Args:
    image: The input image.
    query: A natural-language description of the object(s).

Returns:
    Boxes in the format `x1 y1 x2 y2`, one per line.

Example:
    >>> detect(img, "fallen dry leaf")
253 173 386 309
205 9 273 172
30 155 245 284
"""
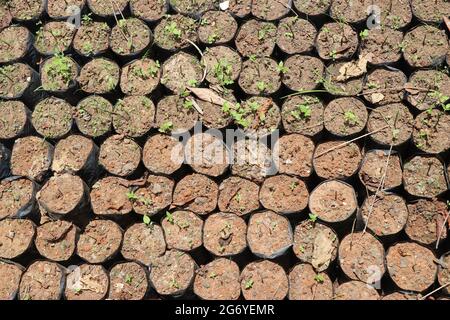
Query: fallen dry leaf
336 53 373 81
188 87 231 106
371 92 385 103
312 230 335 270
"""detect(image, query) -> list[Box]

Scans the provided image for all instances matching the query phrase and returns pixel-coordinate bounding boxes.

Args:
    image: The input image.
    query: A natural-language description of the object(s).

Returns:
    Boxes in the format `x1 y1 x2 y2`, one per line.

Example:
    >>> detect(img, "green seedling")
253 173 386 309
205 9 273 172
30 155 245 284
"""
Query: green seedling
277 61 288 74
166 211 175 224
165 21 182 39
125 275 133 284
344 111 358 125
309 213 318 223
126 191 139 201
244 279 254 290
256 81 267 92
213 59 234 87
314 274 325 283
159 121 173 133
359 29 369 40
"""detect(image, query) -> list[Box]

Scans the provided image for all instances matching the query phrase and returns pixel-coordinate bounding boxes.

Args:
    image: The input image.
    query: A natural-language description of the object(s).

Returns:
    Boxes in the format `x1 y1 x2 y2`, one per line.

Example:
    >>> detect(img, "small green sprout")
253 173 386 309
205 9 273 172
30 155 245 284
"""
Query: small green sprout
166 211 174 224
344 111 358 125
159 121 173 133
244 279 254 290
309 213 318 223
277 61 288 74
359 29 369 40
314 274 325 283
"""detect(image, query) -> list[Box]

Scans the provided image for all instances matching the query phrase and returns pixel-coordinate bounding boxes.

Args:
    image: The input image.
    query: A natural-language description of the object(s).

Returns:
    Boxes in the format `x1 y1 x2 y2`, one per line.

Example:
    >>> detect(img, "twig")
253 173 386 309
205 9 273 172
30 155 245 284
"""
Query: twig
185 39 207 82
313 125 389 158
419 282 450 300
436 208 450 249
282 89 328 99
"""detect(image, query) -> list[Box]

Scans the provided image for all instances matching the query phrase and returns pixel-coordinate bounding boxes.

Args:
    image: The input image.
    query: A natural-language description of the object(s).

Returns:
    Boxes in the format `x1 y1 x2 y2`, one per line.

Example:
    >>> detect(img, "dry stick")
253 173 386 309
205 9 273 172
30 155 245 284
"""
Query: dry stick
313 125 389 158
419 282 450 300
362 143 393 234
185 39 207 82
436 209 450 249
108 0 131 45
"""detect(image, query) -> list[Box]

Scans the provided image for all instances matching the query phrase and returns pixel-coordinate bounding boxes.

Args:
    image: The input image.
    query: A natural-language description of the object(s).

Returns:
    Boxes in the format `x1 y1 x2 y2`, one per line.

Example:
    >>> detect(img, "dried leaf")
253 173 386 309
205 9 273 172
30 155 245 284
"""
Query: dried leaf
312 230 335 270
336 53 373 81
371 92 385 103
219 0 230 10
188 87 230 106
404 82 420 95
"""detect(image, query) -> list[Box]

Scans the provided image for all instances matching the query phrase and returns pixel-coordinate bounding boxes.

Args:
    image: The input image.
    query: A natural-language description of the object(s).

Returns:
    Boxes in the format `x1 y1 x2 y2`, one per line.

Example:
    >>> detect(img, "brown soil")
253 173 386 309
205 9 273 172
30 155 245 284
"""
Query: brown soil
0 26 30 63
37 173 87 218
65 264 109 300
110 18 152 56
386 242 437 292
360 27 404 65
334 281 380 300
413 110 450 154
293 0 331 16
238 57 281 96
324 97 368 137
197 90 235 129
259 175 309 214
153 14 197 51
289 263 333 300
203 212 247 256
108 262 148 300
52 135 96 174
406 69 450 111
438 252 450 295
0 260 23 300
403 25 448 68
161 52 203 93
185 132 230 177
237 97 281 138
121 223 166 266
0 100 30 140
316 22 358 61
75 95 113 137
35 220 77 261
0 5 11 29
194 258 241 300
0 63 34 99
169 0 216 16
281 95 325 136
218 176 260 216
276 17 316 55
155 95 199 134
379 0 412 29
73 21 110 57
42 57 78 92
293 220 339 272
11 136 53 182
324 61 364 96
162 210 203 252
172 173 218 215
406 199 448 245
240 260 288 300
78 58 120 94
367 103 414 146
9 0 44 21
338 232 385 284
149 249 196 296
411 0 450 24
251 0 290 21
76 219 123 264
99 135 141 177
47 0 86 18
235 19 277 57
143 134 184 175
198 11 237 45
34 21 76 55
231 139 273 183
403 155 447 198
309 180 357 223
120 59 161 96
113 96 155 137
382 292 419 300
90 176 133 216
273 134 315 177
130 0 168 22
87 0 128 16
330 0 367 23
19 261 65 300
360 193 409 237
201 46 242 87
32 97 73 139
363 68 406 106
0 219 35 259
247 210 293 259
358 150 403 192
0 177 35 220
313 140 362 180
133 175 174 216
282 55 324 92
227 0 251 18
